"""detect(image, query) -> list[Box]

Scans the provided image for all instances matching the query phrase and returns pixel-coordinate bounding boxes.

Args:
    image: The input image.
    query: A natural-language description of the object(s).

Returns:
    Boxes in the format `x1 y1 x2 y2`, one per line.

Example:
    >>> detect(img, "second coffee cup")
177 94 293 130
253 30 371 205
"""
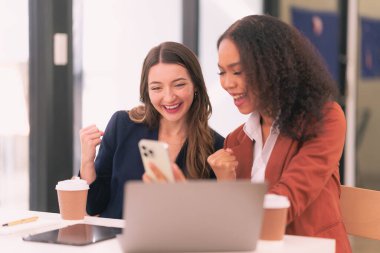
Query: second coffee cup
260 194 290 241
56 177 89 220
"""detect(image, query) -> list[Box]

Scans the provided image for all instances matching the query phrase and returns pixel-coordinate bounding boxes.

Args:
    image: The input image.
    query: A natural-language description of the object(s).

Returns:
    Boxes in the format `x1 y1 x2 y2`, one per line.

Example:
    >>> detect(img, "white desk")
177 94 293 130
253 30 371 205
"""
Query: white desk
0 208 335 253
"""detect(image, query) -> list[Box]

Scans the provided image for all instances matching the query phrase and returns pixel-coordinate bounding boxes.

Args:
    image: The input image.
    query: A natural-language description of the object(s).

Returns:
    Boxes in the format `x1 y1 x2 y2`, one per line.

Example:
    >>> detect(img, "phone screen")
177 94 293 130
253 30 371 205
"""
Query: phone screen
22 224 122 246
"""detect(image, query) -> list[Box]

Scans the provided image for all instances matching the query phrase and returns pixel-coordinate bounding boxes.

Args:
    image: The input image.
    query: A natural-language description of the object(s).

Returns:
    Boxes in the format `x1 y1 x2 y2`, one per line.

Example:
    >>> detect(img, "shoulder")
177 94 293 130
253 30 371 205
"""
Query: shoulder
323 101 345 120
108 110 146 130
109 110 133 123
103 110 150 143
296 101 346 149
225 123 246 146
320 101 346 132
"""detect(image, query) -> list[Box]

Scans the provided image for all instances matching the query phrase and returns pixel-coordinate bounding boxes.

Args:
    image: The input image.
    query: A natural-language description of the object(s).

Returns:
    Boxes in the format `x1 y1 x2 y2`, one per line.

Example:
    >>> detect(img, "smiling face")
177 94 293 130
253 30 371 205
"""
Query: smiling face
148 63 195 124
217 38 256 115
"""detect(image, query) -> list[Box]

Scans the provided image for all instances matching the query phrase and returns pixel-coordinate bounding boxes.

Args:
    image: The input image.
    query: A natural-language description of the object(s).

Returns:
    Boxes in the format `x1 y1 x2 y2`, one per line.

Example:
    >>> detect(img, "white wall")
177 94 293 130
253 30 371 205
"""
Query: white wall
82 0 182 130
0 0 29 209
82 0 263 138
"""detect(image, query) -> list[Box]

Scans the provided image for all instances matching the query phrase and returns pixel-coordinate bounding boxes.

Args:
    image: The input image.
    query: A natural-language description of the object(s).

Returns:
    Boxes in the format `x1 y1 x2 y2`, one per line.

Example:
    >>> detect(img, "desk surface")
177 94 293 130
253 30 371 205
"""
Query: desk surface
0 208 335 253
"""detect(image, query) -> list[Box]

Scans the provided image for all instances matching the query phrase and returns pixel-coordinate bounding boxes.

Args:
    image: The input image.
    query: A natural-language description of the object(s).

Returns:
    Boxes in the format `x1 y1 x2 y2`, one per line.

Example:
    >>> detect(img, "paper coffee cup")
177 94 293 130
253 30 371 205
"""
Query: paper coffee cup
56 178 89 220
260 194 290 241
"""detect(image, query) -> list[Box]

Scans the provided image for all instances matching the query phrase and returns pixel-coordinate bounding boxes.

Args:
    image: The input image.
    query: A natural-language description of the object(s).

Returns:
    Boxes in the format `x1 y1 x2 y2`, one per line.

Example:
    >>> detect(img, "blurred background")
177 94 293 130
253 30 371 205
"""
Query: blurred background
0 0 379 251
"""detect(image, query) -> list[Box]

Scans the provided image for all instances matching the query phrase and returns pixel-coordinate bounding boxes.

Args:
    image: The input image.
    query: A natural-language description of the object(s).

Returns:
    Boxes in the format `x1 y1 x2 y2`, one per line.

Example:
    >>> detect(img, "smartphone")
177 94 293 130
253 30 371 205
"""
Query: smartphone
138 139 174 182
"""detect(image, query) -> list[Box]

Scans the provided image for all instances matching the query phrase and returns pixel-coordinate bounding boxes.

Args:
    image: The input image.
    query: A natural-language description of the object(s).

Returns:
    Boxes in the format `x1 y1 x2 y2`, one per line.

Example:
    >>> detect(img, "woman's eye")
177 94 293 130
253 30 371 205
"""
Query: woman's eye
217 71 226 76
150 86 161 91
233 71 242 75
175 83 185 87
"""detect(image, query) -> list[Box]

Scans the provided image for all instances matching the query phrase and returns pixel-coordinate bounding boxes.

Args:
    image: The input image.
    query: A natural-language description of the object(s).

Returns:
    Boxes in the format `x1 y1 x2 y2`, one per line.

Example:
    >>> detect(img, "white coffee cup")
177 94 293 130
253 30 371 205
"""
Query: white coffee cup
260 194 290 241
56 177 89 220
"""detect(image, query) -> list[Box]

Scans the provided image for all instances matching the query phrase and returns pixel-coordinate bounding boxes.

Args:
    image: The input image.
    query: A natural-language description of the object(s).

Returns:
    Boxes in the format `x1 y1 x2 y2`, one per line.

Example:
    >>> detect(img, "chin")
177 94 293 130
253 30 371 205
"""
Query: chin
165 115 185 122
238 108 253 115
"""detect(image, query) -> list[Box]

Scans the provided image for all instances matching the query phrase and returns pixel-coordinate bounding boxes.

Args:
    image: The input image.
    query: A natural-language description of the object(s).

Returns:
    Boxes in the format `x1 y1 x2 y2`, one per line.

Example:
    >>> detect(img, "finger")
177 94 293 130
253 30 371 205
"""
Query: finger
142 173 153 183
149 163 167 182
172 163 186 182
81 125 102 136
208 151 236 166
212 148 228 157
228 161 239 171
213 152 237 161
225 148 234 154
207 149 225 164
81 124 96 132
208 149 231 161
222 161 238 172
81 136 102 149
212 160 236 171
80 130 99 142
93 138 102 146
84 128 101 136
80 125 97 134
85 131 104 140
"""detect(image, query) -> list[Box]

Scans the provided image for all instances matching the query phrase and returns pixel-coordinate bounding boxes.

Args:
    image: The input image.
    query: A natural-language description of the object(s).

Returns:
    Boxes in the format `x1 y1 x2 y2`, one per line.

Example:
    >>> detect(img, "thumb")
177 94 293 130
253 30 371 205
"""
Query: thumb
172 163 186 182
225 148 234 154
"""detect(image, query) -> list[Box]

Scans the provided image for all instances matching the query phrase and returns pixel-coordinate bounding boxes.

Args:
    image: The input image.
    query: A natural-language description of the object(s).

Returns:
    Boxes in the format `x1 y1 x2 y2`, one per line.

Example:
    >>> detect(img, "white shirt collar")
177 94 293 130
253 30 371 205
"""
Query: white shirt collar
243 111 261 142
243 111 280 183
243 111 279 142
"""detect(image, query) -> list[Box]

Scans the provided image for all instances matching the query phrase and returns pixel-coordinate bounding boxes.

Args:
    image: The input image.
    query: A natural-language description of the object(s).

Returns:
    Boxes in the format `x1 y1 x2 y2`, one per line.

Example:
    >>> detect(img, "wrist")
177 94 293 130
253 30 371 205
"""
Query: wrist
81 159 94 169
216 173 236 181
80 161 96 184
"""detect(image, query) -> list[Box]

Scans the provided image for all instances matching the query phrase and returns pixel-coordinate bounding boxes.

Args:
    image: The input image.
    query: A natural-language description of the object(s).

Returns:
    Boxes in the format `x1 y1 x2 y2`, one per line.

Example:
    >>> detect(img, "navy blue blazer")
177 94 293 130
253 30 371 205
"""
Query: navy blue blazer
86 110 225 219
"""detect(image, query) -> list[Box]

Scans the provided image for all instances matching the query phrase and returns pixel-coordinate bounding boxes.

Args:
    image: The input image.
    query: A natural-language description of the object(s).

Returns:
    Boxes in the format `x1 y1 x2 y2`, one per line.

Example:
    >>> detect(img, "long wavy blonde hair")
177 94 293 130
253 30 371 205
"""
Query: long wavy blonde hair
129 42 215 179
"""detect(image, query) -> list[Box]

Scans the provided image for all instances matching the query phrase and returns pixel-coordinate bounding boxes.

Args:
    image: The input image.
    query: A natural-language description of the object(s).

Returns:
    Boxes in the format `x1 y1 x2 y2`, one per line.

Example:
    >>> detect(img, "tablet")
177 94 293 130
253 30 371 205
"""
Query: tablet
22 224 122 246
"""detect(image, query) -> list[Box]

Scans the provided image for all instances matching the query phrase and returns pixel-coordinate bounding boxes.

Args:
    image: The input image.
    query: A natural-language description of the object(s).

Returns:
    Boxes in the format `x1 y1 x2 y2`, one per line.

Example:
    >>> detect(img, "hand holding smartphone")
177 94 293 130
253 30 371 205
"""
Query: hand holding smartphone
138 139 175 182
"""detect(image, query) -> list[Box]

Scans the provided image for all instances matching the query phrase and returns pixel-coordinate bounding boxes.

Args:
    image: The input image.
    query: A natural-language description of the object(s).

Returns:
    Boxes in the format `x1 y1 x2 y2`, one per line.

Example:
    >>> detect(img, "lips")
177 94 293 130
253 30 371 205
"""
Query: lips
164 103 180 110
162 103 182 113
231 93 247 107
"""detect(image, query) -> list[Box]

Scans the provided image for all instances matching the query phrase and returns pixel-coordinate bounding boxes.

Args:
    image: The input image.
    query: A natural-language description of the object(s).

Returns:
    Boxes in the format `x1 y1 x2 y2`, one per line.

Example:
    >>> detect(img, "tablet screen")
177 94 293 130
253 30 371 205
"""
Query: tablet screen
22 224 122 246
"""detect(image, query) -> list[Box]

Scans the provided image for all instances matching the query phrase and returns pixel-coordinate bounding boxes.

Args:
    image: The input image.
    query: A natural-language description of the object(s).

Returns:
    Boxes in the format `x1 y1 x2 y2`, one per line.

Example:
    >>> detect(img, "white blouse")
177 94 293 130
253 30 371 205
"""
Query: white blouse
243 111 279 183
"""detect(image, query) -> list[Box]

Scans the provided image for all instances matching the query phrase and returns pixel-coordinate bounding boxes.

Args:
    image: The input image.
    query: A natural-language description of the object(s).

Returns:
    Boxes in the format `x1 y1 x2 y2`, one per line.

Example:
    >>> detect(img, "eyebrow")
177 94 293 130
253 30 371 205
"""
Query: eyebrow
218 62 241 68
149 77 188 85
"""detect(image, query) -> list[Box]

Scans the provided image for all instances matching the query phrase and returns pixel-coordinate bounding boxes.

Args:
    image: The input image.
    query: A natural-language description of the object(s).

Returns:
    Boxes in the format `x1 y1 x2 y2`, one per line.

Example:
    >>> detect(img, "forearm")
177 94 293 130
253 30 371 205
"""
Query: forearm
80 161 97 184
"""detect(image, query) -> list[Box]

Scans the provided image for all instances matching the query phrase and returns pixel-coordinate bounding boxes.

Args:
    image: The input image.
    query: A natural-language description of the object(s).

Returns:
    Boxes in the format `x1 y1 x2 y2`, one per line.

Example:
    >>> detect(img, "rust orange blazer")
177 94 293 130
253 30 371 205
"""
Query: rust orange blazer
224 102 351 253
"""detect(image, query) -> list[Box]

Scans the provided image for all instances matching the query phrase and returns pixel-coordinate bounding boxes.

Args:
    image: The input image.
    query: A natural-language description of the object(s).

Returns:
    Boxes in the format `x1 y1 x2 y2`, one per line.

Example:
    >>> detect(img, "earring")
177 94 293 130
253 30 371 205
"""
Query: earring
194 91 198 97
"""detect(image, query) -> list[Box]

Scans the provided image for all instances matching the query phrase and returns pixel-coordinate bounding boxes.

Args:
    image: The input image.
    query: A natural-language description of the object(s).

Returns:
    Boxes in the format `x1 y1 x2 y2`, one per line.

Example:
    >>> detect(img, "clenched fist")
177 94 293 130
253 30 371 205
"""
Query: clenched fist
207 148 238 181
79 125 104 184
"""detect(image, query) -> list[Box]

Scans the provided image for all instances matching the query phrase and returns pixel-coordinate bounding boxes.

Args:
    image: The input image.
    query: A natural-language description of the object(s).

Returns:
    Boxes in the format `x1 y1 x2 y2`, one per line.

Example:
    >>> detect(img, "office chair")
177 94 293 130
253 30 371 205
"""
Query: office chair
340 185 380 240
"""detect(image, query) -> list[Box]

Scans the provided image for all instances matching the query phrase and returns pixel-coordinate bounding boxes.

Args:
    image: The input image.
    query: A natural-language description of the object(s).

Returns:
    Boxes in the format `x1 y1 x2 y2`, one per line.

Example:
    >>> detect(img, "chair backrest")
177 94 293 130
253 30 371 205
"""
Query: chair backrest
340 185 380 240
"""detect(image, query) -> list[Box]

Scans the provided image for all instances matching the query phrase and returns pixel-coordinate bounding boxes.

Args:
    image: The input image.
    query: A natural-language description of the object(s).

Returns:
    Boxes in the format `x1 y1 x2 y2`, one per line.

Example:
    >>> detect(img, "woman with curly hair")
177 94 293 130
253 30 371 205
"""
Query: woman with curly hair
207 15 351 253
80 41 224 219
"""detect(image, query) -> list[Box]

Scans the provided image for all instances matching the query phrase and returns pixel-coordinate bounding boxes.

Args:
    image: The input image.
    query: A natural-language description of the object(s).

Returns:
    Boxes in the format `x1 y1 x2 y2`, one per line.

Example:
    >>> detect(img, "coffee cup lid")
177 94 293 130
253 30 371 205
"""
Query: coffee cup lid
264 194 290 209
55 177 89 191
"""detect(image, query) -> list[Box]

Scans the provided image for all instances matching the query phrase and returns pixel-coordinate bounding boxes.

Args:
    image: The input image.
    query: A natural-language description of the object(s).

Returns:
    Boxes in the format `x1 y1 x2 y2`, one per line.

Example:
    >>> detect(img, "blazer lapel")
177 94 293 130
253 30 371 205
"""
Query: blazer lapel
231 135 254 179
265 134 295 188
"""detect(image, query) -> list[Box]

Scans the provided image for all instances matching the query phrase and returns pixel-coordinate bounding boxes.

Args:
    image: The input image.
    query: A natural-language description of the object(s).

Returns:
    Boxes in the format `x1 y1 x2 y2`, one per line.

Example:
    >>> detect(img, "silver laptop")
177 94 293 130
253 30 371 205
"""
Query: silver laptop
120 180 266 252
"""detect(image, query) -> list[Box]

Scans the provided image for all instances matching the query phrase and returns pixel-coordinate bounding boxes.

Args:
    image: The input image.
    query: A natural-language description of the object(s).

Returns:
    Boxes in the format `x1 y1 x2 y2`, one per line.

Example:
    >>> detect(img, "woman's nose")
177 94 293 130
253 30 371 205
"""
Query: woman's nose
163 88 176 101
221 74 236 90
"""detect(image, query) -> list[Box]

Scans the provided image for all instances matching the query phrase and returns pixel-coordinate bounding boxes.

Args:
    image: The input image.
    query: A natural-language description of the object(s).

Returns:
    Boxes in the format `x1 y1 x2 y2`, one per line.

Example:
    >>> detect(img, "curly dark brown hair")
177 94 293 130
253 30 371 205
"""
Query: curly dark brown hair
218 15 339 142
